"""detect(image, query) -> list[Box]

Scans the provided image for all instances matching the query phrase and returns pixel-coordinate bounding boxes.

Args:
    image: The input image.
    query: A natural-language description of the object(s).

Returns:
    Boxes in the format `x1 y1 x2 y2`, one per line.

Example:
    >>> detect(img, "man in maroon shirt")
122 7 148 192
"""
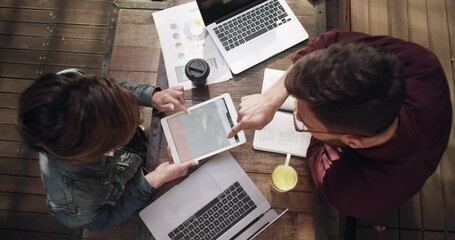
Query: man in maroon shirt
228 30 452 218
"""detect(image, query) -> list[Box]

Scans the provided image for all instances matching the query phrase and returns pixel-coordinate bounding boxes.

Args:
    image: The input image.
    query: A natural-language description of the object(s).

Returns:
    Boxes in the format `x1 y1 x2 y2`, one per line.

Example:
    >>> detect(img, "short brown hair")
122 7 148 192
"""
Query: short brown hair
18 73 141 163
285 42 405 136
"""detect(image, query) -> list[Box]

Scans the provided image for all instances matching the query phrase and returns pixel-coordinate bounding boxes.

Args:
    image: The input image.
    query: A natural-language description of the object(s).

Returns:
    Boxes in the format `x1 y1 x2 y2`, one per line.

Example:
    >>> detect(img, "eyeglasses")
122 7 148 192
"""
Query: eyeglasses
293 104 333 134
293 100 332 134
293 101 373 137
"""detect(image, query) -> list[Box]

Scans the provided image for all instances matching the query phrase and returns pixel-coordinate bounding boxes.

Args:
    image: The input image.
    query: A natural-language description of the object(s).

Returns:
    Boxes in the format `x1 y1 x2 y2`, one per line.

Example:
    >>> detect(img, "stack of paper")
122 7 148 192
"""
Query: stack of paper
152 2 232 90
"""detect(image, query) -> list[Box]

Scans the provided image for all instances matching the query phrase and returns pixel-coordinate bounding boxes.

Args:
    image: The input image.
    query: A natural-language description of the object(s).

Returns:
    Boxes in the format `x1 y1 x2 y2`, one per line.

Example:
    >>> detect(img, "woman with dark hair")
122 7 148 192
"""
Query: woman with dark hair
18 69 197 231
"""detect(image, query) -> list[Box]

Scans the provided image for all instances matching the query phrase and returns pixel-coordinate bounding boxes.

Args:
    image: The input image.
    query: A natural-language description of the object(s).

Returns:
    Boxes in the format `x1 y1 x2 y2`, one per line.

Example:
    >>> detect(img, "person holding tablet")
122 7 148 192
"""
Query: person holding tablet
161 93 246 164
228 30 452 219
18 69 197 231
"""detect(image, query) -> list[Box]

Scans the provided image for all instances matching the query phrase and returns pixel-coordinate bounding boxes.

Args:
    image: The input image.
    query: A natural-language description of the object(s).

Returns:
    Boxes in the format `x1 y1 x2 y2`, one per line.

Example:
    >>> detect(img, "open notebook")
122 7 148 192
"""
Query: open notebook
252 68 311 157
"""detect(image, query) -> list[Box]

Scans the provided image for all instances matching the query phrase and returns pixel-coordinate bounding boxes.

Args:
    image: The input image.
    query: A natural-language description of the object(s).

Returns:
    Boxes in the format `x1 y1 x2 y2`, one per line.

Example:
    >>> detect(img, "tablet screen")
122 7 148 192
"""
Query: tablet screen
165 97 240 163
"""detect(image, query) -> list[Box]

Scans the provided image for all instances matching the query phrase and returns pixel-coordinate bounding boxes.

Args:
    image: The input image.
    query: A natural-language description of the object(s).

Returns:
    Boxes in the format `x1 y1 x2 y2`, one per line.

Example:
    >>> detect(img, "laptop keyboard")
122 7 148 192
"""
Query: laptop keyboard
213 0 292 51
168 181 257 240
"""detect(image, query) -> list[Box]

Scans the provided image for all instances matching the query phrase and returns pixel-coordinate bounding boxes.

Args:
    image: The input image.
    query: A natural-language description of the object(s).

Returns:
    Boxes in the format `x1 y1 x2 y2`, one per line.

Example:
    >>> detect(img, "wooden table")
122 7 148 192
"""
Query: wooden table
144 0 327 239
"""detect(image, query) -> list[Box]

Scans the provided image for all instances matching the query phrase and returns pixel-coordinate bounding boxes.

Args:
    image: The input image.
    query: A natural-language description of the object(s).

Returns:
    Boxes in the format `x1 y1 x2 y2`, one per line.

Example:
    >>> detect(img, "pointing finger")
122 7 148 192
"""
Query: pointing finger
227 122 243 139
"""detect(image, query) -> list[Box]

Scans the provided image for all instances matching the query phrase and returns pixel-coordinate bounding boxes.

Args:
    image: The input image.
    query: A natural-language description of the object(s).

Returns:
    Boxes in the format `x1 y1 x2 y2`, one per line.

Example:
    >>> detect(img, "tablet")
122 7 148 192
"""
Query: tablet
161 93 246 164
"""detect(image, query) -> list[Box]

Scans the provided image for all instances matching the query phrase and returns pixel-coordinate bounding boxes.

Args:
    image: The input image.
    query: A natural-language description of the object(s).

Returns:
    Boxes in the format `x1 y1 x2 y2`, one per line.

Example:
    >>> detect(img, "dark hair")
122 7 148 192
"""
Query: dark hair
18 73 141 163
285 42 405 136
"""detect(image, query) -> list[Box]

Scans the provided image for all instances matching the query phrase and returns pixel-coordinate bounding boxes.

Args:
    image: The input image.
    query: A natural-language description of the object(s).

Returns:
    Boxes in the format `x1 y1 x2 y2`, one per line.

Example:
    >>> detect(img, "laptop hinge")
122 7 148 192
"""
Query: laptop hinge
229 213 265 240
214 0 268 24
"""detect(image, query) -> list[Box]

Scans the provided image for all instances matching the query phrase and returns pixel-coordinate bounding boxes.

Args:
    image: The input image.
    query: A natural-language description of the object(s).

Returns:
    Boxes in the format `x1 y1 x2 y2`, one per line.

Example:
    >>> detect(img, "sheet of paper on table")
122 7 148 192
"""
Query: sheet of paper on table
152 2 233 90
253 68 311 157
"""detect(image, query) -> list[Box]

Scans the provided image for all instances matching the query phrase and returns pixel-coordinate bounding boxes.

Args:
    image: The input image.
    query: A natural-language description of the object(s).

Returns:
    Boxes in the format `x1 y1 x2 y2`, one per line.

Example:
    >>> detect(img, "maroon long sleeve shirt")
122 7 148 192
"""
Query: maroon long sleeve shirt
292 30 452 218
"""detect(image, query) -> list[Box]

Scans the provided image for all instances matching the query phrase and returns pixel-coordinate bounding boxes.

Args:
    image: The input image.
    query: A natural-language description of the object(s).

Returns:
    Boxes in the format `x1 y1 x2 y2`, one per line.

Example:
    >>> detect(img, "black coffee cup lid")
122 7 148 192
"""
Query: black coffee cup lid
185 58 210 81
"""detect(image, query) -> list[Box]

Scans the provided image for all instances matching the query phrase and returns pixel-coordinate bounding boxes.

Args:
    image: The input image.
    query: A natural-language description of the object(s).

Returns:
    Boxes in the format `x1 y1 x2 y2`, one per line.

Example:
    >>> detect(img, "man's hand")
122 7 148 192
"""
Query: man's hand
151 86 188 113
228 65 292 139
227 93 281 138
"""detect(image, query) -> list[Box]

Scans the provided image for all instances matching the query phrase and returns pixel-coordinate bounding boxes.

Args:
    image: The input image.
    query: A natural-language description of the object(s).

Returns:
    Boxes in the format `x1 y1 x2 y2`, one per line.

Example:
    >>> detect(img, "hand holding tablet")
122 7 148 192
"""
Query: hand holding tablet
161 93 246 163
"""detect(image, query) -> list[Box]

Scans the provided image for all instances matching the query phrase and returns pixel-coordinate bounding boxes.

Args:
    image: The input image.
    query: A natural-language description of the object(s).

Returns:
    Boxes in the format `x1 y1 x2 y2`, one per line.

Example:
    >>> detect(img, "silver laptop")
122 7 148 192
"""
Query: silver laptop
196 0 308 74
139 151 287 240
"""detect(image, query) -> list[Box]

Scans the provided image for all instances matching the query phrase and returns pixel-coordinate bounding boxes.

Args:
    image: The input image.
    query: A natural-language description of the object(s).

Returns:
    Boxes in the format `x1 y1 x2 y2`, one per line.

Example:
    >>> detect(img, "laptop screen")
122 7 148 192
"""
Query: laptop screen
196 0 267 25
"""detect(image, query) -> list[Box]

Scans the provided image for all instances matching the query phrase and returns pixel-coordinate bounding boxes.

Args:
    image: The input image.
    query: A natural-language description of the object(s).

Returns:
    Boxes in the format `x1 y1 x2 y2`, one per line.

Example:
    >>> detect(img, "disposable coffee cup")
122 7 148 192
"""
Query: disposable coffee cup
185 58 210 87
270 164 298 192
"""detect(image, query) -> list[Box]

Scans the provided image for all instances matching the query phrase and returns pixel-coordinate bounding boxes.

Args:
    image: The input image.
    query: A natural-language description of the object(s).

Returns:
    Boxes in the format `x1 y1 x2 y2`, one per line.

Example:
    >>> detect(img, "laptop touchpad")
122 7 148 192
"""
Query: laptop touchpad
165 166 220 219
248 31 284 59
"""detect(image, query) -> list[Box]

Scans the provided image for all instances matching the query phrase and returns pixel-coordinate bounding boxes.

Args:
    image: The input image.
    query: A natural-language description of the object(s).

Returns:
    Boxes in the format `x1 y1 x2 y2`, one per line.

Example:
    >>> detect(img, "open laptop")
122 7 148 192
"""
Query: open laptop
139 151 287 240
196 0 308 74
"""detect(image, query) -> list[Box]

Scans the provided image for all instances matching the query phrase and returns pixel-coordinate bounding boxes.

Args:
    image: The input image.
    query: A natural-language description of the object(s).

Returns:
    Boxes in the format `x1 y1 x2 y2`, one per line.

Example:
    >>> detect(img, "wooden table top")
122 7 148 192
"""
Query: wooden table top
144 0 324 239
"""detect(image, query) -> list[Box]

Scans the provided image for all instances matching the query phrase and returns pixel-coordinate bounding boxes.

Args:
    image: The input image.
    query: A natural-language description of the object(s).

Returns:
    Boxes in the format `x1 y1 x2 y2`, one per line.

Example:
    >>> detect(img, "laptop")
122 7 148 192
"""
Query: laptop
196 0 309 74
139 151 287 240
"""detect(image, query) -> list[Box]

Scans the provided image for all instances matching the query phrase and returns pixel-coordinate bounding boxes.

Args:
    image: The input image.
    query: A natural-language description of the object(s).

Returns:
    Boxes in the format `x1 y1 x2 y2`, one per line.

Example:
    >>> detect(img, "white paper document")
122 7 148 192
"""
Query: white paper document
259 68 295 111
253 68 311 157
152 2 232 90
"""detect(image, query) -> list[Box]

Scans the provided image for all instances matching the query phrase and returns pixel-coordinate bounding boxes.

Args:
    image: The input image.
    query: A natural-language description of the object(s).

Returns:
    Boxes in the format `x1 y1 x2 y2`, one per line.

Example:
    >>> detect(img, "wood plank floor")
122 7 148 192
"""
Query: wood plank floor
0 0 117 239
350 0 455 239
0 0 326 239
0 0 168 238
2 0 453 240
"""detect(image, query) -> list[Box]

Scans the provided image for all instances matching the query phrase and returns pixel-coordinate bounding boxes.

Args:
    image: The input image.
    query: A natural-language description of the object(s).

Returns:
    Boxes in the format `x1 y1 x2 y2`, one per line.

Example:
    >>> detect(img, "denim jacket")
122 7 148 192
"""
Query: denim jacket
39 69 161 231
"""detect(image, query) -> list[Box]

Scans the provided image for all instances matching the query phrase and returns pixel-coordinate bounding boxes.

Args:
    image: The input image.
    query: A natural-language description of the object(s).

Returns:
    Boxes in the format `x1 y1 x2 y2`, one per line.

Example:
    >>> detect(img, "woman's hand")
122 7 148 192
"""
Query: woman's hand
151 86 188 113
145 147 198 188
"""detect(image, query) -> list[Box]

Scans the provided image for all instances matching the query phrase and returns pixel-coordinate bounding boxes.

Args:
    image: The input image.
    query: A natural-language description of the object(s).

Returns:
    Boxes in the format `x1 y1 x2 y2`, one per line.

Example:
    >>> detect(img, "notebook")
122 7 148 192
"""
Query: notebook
196 0 309 74
139 151 287 240
253 68 311 157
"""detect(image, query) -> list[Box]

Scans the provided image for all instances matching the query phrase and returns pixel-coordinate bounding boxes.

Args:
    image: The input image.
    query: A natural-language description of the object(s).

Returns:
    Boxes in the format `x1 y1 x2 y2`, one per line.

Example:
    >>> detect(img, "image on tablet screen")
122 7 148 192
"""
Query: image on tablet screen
167 98 240 163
